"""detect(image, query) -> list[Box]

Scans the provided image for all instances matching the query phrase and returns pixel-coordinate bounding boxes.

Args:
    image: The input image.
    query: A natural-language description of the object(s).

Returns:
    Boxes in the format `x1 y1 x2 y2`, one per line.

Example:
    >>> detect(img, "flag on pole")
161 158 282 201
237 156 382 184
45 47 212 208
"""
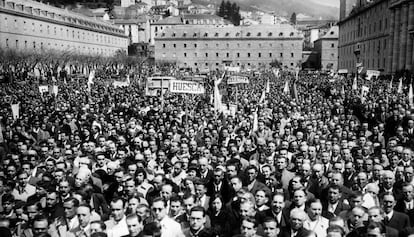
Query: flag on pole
87 70 95 92
389 76 393 91
361 85 370 103
398 77 403 93
292 79 298 101
283 80 290 94
409 81 413 108
252 111 258 132
259 90 266 104
214 72 225 111
352 76 358 90
265 79 270 93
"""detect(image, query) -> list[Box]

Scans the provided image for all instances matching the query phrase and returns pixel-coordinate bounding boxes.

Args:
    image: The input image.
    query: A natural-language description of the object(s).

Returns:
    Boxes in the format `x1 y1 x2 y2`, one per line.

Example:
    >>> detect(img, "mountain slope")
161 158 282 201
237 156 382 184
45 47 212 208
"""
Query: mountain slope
197 0 339 20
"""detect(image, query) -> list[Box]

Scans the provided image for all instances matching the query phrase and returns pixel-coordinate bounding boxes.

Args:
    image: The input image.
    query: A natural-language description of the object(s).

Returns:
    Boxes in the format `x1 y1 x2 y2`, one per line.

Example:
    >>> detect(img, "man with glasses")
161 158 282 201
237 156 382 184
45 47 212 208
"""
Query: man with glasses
151 197 184 237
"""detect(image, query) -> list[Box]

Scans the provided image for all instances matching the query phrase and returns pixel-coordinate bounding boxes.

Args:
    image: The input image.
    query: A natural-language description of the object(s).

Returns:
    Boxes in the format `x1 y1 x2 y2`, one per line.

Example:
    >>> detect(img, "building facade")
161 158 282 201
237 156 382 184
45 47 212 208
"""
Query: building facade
338 0 414 74
314 26 339 71
0 0 128 56
154 24 303 70
389 0 414 73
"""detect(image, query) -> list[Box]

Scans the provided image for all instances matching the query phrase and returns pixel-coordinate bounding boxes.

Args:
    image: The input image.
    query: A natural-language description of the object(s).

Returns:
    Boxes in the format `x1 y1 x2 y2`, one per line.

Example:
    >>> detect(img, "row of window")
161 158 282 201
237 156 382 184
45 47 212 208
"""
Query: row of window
3 17 126 46
182 61 296 67
339 38 387 58
339 57 387 70
162 42 300 49
4 38 120 55
160 31 297 38
1 0 122 34
162 52 296 58
340 14 388 43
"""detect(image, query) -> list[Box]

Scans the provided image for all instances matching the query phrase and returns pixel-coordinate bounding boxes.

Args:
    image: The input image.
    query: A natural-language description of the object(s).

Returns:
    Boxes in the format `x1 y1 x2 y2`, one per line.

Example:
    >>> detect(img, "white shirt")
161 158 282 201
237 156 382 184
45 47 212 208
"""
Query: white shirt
160 216 185 237
328 202 339 214
105 216 129 237
406 200 414 210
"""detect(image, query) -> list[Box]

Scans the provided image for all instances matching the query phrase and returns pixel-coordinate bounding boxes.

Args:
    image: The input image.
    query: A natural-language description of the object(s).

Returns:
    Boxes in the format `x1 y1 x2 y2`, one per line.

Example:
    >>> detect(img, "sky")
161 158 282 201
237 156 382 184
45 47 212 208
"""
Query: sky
310 0 340 8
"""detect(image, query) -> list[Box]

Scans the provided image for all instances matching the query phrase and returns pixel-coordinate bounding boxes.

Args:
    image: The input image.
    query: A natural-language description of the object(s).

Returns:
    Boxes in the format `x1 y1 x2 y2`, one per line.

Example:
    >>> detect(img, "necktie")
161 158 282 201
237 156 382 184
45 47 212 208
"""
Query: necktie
384 216 389 224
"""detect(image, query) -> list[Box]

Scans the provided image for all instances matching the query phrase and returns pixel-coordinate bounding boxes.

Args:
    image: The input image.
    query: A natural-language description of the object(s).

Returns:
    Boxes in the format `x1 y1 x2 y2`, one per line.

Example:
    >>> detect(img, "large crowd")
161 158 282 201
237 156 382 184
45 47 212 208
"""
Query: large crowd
1 55 414 237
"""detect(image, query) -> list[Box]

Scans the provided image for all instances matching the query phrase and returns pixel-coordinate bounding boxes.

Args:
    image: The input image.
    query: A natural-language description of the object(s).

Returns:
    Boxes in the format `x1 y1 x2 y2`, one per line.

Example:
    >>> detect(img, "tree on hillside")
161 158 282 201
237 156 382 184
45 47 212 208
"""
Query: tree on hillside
217 1 241 26
290 12 297 25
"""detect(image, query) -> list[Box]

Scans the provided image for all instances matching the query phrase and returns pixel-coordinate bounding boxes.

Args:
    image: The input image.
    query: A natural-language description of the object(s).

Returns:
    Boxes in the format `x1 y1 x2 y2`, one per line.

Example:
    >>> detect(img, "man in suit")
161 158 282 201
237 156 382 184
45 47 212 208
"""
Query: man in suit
303 199 329 237
275 156 294 190
206 168 231 203
262 192 290 229
322 184 350 219
379 170 403 201
245 165 270 195
73 204 92 237
382 192 410 231
394 183 414 226
199 157 214 183
278 208 311 237
366 207 398 237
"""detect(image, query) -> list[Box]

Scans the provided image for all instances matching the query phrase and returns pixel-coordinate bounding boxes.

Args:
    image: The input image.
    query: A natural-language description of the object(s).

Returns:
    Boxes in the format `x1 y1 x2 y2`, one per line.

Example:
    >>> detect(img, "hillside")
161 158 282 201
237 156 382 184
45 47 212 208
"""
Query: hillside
194 0 339 20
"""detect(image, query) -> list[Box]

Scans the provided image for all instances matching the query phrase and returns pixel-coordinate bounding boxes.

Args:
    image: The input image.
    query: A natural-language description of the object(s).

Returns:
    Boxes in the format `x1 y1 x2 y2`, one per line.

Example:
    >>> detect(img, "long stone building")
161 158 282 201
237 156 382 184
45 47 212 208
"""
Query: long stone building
338 0 413 74
154 24 304 70
0 0 128 56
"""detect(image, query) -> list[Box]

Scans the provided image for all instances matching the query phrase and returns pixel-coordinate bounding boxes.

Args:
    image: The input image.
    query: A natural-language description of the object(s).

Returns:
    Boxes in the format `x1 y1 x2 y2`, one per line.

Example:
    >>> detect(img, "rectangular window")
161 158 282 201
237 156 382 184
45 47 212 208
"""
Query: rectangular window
205 53 208 57
247 53 251 57
163 44 166 48
173 44 176 48
258 53 262 58
184 44 187 48
269 53 272 57
237 53 240 58
291 53 294 57
216 53 219 57
194 44 197 48
184 53 187 57
280 53 283 57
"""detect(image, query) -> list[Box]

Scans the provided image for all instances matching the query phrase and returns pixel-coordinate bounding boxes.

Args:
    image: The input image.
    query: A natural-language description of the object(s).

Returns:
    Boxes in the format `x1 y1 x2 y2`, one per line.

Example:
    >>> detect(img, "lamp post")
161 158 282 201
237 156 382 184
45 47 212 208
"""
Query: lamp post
354 42 361 80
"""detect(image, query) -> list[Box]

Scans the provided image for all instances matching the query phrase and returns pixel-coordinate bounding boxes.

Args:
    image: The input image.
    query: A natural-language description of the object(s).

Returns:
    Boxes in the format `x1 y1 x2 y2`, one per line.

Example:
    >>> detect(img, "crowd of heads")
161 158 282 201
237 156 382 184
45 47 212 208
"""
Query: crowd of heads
1 56 414 237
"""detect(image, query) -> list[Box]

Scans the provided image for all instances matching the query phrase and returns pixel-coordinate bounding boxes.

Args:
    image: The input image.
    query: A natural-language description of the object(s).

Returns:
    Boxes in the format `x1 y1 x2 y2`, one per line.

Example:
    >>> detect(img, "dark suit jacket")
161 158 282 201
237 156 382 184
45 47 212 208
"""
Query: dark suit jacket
347 225 398 237
207 180 232 203
322 201 350 219
379 186 403 201
384 211 410 231
278 227 311 237
394 200 414 226
261 209 290 229
200 170 214 184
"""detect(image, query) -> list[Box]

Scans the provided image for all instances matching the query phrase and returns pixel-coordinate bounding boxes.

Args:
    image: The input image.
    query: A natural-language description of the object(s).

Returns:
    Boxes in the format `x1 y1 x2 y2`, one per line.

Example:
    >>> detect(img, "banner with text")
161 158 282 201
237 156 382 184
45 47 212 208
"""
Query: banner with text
366 70 381 80
170 80 205 94
227 76 250 85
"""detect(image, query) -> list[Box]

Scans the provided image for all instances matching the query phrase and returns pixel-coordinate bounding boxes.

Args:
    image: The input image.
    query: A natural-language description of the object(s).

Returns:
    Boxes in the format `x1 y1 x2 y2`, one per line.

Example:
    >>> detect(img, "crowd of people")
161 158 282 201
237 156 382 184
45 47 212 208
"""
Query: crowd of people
1 54 414 237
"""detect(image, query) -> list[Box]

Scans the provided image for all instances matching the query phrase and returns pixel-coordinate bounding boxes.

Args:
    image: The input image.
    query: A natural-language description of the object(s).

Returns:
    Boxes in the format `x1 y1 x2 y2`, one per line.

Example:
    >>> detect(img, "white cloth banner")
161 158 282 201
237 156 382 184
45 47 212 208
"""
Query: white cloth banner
169 80 205 94
229 104 237 116
224 66 240 73
113 81 129 88
366 70 380 80
52 85 58 97
39 85 49 94
11 104 19 119
227 76 249 84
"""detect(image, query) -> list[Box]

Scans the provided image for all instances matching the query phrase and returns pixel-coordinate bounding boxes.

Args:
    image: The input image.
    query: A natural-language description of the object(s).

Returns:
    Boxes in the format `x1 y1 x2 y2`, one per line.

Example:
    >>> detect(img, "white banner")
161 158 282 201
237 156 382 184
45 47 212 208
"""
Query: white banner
338 69 348 74
113 81 129 88
170 80 205 94
227 76 249 84
366 70 380 80
52 85 58 97
39 85 48 94
229 104 237 117
11 104 19 119
224 66 240 73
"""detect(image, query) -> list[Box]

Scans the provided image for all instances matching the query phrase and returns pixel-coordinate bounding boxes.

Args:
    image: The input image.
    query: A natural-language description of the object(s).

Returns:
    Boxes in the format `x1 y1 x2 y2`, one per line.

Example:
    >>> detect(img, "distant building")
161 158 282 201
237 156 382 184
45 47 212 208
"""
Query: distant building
154 24 304 70
0 0 128 56
338 0 413 74
114 15 151 44
314 26 339 71
339 0 357 20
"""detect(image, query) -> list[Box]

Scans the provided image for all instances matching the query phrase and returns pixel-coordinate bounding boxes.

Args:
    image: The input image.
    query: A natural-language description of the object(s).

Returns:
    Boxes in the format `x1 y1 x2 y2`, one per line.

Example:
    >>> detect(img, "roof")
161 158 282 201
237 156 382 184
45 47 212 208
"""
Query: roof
152 16 184 25
182 14 223 20
319 26 339 39
155 24 304 39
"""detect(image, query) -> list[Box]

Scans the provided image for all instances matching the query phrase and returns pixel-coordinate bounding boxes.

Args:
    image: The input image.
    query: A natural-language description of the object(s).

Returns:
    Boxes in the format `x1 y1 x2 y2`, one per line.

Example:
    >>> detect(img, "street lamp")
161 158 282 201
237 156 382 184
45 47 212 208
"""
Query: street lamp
354 42 361 80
